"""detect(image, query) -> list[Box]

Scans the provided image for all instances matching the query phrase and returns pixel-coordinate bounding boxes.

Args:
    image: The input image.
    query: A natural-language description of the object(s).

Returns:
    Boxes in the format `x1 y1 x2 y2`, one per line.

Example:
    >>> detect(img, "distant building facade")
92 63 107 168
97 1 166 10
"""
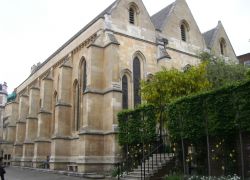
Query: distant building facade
0 0 237 174
0 82 8 140
238 53 250 67
0 82 10 165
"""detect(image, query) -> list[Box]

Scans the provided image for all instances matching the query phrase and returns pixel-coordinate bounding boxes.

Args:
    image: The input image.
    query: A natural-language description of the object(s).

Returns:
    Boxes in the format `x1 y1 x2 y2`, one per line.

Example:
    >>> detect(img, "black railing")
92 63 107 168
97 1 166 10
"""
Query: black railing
116 105 171 179
140 136 169 179
116 135 172 179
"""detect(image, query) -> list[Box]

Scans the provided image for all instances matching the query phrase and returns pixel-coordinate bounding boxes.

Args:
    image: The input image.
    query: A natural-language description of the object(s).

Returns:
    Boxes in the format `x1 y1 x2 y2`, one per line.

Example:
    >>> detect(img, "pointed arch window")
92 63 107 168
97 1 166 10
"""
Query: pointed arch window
220 38 226 55
51 91 57 135
129 7 135 24
73 80 80 131
79 60 87 92
180 20 189 42
82 61 87 92
122 75 128 109
181 24 186 41
128 3 139 25
133 57 141 106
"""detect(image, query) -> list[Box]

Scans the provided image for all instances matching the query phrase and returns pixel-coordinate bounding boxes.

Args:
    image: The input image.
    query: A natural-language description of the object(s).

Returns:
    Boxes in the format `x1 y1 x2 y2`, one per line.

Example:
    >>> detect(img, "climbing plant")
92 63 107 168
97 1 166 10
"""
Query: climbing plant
168 80 250 141
167 80 250 175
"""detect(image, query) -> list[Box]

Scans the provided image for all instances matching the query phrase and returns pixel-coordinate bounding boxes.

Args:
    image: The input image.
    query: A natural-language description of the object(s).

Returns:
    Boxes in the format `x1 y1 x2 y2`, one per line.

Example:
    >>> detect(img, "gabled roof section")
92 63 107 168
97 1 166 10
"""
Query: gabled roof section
202 27 217 49
30 0 118 76
203 21 237 59
151 2 175 31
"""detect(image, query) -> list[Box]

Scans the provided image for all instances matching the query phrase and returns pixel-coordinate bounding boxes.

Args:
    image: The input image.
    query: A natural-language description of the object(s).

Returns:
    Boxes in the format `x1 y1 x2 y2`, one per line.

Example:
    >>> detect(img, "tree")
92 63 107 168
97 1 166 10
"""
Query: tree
141 63 210 107
200 52 249 89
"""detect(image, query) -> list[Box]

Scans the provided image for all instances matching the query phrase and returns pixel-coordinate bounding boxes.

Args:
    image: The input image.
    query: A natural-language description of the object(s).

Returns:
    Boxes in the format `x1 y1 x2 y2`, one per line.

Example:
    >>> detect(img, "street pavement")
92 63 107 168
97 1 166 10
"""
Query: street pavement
4 166 101 180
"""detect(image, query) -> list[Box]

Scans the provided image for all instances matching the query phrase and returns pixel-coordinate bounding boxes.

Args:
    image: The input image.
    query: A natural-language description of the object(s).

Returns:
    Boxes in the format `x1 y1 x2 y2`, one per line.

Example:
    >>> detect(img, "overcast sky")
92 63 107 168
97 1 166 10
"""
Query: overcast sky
0 0 249 93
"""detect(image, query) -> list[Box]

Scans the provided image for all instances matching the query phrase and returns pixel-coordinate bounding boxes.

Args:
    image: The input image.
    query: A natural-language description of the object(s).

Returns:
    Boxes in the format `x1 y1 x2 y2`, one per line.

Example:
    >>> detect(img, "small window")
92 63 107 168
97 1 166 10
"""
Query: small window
129 7 135 24
122 75 128 109
180 20 189 42
133 57 141 106
181 24 186 41
220 38 226 55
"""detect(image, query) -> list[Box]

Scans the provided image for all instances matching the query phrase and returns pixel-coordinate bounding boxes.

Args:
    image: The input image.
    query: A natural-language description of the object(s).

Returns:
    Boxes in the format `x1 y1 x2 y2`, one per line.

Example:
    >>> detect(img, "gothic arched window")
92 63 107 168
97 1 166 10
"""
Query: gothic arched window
128 3 139 25
133 57 141 106
180 20 189 42
220 38 226 55
129 7 135 24
122 75 128 109
81 61 87 92
181 24 186 41
73 80 80 131
51 91 57 135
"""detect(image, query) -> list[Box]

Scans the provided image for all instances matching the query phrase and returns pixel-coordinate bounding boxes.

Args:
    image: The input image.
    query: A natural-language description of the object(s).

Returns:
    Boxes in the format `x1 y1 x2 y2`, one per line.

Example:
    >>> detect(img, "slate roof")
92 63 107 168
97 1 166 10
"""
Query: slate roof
150 2 175 31
30 0 118 76
202 28 216 49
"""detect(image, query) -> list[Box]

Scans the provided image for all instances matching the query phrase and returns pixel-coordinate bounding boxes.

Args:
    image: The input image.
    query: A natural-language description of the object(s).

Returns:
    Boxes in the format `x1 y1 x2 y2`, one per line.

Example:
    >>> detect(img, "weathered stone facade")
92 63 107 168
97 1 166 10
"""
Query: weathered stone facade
0 0 237 174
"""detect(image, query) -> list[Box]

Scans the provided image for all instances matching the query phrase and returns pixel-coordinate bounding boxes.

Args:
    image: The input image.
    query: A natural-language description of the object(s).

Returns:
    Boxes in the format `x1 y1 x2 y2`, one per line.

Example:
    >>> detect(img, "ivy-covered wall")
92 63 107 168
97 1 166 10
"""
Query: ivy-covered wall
168 80 250 141
118 104 157 146
167 80 250 175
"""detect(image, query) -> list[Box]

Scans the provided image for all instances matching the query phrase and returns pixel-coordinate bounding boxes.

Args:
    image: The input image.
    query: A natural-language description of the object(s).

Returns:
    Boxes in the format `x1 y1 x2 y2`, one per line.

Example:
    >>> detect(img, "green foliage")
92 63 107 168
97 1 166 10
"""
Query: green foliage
141 63 210 106
165 175 183 180
199 52 249 89
118 104 158 170
118 104 157 146
168 80 250 141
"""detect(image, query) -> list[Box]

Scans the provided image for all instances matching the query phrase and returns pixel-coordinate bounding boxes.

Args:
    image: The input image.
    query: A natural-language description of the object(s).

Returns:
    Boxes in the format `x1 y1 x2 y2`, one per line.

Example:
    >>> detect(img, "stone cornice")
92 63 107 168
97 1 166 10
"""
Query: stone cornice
38 109 52 115
26 116 38 120
55 102 72 107
34 138 51 143
51 135 76 140
16 120 26 124
78 129 118 136
23 141 34 145
30 86 40 91
166 46 199 58
72 33 98 54
84 87 122 96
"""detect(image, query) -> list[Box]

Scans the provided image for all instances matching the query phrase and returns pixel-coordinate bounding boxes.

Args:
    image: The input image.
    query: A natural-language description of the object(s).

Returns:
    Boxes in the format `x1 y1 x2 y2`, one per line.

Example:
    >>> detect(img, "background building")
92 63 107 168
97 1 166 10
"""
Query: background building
0 82 8 141
0 0 237 174
238 53 250 67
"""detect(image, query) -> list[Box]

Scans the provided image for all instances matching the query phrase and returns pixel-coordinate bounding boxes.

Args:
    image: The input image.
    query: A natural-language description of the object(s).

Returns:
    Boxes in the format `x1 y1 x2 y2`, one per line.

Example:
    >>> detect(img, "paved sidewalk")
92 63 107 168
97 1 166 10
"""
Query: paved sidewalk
4 166 107 180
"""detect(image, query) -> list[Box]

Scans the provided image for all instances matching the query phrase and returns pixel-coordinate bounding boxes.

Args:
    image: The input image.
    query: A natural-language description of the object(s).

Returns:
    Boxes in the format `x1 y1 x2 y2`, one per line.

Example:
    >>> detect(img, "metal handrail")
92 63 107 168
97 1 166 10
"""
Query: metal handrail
140 141 167 179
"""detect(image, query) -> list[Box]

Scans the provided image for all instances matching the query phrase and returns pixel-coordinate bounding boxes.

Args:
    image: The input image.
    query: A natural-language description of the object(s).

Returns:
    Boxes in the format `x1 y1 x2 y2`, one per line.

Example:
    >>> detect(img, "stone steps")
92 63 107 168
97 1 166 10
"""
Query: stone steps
119 153 173 180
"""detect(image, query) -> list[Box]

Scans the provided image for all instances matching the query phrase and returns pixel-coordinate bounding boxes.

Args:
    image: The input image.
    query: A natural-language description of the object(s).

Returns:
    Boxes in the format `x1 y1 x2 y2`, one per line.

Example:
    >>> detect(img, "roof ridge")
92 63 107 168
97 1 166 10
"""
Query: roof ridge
202 27 217 49
29 0 118 77
151 2 175 31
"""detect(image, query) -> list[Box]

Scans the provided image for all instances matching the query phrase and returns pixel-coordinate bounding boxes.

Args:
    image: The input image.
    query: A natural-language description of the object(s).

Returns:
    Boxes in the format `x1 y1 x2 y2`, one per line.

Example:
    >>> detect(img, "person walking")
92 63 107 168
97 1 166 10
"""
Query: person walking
0 157 5 180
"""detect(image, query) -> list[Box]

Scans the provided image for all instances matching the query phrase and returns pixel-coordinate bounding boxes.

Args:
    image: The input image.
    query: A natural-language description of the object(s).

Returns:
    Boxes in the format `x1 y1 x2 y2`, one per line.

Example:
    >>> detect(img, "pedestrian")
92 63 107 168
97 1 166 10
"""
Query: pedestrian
0 157 5 180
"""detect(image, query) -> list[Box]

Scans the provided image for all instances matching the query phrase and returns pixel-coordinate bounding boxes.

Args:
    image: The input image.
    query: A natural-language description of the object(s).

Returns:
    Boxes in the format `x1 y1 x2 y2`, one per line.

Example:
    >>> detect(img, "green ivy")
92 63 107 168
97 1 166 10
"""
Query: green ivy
118 104 157 146
168 80 250 141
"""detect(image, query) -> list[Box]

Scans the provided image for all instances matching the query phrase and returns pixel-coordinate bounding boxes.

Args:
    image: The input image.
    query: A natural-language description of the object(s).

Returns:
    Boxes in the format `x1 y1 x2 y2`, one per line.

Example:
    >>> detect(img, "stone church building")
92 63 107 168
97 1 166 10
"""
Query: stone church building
0 0 237 173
